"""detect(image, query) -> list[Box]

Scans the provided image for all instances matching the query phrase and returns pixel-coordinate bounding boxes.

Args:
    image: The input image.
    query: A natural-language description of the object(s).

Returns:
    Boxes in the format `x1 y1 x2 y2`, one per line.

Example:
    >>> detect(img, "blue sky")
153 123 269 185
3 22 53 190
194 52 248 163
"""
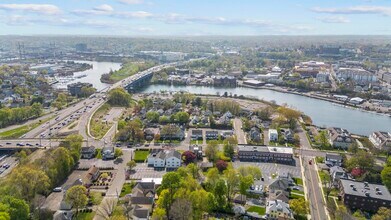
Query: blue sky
0 0 391 35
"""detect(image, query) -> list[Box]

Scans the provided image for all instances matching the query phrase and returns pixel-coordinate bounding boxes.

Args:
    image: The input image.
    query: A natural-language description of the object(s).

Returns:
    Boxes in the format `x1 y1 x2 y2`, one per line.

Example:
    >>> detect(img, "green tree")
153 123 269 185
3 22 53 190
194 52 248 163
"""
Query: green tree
108 88 132 107
347 151 375 172
65 185 88 214
127 160 137 171
156 189 173 219
315 130 331 148
223 168 240 202
115 148 123 158
189 190 215 219
223 138 236 159
205 140 219 163
6 166 50 201
146 111 160 123
214 179 227 210
0 196 29 220
237 165 262 179
30 103 43 117
289 197 308 216
174 111 190 124
371 207 391 220
239 175 254 195
381 166 391 190
206 167 220 189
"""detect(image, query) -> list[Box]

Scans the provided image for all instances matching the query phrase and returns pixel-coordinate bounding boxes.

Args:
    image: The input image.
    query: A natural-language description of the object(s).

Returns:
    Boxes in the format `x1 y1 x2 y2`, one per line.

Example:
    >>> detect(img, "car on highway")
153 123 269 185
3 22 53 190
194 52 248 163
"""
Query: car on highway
26 143 33 146
6 142 11 145
309 160 312 165
2 164 10 169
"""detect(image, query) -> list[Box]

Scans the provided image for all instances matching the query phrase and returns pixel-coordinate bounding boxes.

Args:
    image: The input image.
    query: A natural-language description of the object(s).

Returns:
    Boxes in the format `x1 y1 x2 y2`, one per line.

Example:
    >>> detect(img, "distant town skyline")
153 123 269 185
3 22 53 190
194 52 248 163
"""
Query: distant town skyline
1 0 391 36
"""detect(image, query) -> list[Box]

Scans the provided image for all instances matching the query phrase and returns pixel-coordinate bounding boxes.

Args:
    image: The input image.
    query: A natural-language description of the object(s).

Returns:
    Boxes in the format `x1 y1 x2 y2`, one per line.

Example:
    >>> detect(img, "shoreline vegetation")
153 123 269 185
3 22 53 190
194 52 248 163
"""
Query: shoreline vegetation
100 60 156 84
148 81 391 117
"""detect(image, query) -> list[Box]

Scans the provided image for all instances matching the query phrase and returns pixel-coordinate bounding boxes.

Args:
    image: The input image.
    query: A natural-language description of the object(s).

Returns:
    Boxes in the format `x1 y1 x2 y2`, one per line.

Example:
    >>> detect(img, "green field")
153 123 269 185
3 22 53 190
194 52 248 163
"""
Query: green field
0 117 52 139
134 150 150 162
90 104 112 139
293 177 303 186
247 206 266 215
102 61 155 83
120 182 135 197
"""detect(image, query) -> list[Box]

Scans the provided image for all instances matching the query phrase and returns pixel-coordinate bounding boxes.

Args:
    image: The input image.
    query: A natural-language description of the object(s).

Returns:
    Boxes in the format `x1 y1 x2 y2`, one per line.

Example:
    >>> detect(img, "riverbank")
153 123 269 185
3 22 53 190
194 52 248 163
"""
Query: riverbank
238 82 391 117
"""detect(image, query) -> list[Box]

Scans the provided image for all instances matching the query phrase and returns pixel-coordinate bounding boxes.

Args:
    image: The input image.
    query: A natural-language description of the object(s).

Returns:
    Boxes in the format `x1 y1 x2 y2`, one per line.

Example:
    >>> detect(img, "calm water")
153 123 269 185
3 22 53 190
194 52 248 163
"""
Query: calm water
141 84 391 136
55 61 122 91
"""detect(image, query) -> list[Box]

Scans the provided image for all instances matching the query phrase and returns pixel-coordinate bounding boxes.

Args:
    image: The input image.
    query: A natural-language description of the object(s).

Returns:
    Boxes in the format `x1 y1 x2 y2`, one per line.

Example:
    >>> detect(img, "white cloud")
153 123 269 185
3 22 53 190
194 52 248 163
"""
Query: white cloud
317 16 350 23
312 6 391 16
118 0 144 5
0 4 61 15
93 4 114 12
114 11 153 18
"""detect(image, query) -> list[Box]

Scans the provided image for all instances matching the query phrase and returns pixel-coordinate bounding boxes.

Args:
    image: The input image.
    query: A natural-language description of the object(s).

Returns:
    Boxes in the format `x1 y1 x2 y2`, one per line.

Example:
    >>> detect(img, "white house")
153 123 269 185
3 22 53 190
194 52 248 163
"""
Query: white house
147 150 181 169
265 199 294 220
269 129 278 142
153 151 166 168
165 151 182 169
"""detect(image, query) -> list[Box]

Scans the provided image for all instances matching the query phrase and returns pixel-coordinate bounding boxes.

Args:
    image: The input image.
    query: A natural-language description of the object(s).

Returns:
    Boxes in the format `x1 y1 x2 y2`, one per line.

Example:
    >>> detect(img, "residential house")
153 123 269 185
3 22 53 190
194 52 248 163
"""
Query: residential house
147 150 182 169
189 145 203 159
165 150 182 169
159 125 185 140
327 127 353 150
221 130 234 139
191 130 203 140
278 172 294 186
369 131 391 151
269 129 278 142
206 130 219 140
330 166 348 186
268 178 290 197
265 199 294 220
325 153 343 167
249 127 261 142
84 166 100 186
280 128 294 143
218 113 231 126
130 182 156 220
233 194 247 205
338 179 391 212
81 146 96 159
144 128 155 141
268 190 289 204
102 146 115 160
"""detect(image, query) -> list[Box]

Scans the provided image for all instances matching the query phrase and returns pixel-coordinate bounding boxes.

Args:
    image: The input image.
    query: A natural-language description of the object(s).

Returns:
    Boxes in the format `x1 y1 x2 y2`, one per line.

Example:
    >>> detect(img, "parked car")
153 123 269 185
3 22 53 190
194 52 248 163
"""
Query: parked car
53 187 62 192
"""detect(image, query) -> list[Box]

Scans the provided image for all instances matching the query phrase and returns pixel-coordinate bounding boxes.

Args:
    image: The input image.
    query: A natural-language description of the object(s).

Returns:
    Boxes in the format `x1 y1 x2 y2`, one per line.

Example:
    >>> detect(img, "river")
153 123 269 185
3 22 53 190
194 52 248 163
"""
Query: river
140 84 390 136
54 61 122 91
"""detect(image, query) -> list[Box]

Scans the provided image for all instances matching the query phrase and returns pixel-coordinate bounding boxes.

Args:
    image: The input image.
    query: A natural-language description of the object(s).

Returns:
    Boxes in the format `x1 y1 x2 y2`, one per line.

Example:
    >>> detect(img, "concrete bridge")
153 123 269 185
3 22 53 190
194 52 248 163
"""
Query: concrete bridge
123 71 153 92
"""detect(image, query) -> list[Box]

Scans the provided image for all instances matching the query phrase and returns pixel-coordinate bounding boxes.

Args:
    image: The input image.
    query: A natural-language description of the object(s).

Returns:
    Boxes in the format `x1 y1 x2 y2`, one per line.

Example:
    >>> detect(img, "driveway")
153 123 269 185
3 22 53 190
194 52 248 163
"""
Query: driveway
233 118 247 145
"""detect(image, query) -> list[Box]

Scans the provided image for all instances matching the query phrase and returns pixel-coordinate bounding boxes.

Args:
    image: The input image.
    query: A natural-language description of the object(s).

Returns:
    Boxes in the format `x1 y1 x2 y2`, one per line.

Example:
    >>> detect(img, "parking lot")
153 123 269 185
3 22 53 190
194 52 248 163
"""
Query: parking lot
232 160 301 186
128 163 167 180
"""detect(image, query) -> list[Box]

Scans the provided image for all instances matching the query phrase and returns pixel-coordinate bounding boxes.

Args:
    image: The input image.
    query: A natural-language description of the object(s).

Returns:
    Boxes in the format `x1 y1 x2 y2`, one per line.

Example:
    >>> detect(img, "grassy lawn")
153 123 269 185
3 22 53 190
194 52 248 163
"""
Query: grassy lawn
322 187 339 197
90 104 112 139
289 193 305 199
0 117 52 139
318 170 329 183
293 177 303 186
315 156 325 163
246 206 266 215
206 139 223 144
134 149 150 162
291 189 304 195
74 212 95 220
190 139 202 145
120 182 135 197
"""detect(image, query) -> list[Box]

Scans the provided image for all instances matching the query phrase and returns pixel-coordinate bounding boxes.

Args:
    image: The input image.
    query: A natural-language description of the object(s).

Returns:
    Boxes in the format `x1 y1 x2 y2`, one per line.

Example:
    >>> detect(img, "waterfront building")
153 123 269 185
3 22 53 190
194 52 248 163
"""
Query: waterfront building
369 131 391 151
327 127 353 150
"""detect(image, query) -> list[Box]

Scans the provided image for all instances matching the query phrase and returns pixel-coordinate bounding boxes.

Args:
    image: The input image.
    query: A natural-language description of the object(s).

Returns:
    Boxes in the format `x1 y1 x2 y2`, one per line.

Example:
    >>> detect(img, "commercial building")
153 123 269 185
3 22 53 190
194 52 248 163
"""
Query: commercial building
237 145 294 165
338 179 391 212
316 71 330 83
369 131 391 151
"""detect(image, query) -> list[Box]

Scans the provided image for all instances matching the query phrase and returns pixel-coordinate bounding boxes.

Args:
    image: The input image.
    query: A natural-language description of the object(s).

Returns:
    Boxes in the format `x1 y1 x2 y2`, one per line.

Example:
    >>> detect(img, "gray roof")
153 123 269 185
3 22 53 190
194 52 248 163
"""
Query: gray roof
165 150 181 159
340 179 391 201
269 178 289 191
266 199 293 218
326 153 342 161
238 145 293 154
